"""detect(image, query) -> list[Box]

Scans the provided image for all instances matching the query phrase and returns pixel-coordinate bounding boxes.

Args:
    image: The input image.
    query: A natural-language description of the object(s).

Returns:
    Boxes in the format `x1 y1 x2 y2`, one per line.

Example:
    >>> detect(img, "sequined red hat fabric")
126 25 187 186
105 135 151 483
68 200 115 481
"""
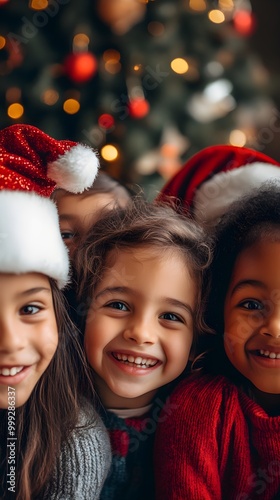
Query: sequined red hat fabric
0 123 100 287
0 123 99 196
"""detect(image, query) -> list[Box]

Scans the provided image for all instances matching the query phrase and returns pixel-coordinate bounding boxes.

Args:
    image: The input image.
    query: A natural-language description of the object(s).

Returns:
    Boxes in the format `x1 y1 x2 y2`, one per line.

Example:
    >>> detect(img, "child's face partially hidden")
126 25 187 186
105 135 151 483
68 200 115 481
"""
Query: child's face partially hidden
84 247 196 408
56 191 129 256
224 240 280 396
0 273 58 408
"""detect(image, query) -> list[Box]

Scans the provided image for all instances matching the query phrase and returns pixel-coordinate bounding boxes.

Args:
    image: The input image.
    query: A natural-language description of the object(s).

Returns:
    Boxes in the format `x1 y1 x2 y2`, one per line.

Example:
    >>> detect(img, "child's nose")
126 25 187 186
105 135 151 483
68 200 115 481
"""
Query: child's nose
0 319 26 353
260 307 280 338
123 319 157 345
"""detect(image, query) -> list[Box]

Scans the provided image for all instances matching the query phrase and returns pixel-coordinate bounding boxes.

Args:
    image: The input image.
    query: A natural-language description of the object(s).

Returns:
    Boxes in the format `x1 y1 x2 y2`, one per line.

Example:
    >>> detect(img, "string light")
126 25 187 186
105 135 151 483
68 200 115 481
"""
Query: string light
63 98 80 114
133 64 142 72
189 0 206 12
73 33 90 50
101 144 118 161
208 10 225 24
29 0 48 10
7 103 24 119
229 129 247 147
170 58 189 75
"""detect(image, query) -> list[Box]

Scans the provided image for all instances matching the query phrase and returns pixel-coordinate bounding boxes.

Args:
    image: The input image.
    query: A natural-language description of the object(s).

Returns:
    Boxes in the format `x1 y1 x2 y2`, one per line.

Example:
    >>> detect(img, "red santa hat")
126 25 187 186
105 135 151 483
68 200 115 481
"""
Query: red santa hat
158 145 280 224
0 123 100 288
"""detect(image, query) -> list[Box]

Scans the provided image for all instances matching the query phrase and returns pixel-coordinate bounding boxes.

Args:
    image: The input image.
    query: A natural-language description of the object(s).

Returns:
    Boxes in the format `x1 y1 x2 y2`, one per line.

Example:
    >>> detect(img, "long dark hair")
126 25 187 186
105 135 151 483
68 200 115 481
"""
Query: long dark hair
73 198 212 347
199 183 280 382
0 279 95 500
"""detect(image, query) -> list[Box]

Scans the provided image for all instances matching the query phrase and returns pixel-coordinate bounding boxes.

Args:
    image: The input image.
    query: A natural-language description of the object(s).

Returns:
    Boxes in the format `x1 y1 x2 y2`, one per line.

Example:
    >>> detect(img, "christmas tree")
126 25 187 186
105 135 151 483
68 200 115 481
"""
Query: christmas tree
0 0 275 198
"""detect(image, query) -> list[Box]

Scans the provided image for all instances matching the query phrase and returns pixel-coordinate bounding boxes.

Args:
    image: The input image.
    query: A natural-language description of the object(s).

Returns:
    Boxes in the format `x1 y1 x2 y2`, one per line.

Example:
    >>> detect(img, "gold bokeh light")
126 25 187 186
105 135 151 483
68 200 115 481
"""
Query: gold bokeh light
101 144 118 162
170 58 189 75
208 10 225 24
63 98 80 114
7 103 24 119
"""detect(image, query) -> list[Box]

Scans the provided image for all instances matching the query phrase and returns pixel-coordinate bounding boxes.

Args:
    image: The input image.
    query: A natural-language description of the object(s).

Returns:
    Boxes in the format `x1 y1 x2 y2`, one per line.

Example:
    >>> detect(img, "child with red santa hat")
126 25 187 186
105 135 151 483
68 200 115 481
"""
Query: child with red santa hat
155 174 280 500
0 124 111 499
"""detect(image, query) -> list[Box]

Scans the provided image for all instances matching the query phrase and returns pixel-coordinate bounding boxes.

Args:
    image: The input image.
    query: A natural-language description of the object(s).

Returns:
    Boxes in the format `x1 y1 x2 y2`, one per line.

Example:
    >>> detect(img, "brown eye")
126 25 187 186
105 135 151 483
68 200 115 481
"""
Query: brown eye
160 312 182 322
61 231 75 240
107 301 128 311
239 300 263 311
20 305 40 315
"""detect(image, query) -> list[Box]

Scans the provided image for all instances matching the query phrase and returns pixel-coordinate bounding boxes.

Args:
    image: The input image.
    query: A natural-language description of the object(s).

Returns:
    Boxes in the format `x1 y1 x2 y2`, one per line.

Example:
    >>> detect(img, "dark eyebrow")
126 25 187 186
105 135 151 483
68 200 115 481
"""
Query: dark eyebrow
95 286 132 300
230 279 266 297
18 287 51 298
95 287 194 318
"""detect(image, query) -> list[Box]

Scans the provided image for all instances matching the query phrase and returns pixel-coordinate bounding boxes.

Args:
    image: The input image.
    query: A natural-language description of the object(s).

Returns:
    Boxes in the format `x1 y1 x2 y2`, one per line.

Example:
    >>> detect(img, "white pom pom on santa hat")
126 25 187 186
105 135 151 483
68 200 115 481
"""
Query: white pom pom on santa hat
0 123 99 196
48 143 99 194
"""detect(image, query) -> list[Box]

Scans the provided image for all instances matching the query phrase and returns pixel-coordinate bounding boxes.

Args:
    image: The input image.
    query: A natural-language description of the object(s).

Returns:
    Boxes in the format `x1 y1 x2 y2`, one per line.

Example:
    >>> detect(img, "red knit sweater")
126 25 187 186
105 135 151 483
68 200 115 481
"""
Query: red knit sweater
154 374 280 500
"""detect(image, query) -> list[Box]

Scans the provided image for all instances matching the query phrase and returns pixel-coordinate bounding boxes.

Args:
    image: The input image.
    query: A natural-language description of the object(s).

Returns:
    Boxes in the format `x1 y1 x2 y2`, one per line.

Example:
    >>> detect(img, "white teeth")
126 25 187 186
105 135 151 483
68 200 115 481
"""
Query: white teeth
259 350 280 359
0 366 24 376
113 353 157 367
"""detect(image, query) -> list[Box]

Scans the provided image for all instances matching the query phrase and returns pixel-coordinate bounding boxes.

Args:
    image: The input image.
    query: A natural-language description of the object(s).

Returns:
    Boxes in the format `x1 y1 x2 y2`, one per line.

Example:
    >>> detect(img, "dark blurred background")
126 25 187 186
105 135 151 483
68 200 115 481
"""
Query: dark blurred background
0 0 280 198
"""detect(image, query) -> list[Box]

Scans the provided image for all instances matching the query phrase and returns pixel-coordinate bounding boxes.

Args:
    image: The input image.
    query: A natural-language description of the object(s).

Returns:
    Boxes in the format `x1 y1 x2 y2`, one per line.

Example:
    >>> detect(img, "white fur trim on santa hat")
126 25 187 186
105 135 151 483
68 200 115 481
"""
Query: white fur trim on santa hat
0 191 69 288
48 143 99 193
193 162 280 224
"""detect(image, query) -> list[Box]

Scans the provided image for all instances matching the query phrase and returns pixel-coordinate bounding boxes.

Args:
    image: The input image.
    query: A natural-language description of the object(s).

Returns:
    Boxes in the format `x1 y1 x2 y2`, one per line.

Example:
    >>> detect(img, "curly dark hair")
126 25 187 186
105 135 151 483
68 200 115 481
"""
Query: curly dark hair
73 197 213 346
199 182 280 380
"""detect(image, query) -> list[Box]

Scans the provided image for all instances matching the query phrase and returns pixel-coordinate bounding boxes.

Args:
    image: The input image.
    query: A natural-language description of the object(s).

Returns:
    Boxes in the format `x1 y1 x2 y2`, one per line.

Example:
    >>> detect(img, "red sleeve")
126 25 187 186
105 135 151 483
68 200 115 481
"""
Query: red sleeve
154 376 233 500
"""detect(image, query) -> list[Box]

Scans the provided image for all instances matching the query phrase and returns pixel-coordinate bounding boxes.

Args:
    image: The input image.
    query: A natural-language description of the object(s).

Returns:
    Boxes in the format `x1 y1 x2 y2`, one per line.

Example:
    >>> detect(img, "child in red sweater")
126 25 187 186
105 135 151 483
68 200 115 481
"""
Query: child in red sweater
73 198 212 500
154 184 280 500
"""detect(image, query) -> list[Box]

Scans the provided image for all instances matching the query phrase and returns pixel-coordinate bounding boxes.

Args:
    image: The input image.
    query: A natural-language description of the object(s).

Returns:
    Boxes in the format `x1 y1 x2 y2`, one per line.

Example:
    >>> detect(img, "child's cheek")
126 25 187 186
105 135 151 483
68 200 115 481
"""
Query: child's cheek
223 316 251 354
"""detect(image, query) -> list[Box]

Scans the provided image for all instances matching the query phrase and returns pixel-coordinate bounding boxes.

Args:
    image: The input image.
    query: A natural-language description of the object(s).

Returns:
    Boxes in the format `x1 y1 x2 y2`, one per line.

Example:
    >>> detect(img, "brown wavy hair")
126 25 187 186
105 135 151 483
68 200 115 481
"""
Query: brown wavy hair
0 279 94 500
73 198 212 346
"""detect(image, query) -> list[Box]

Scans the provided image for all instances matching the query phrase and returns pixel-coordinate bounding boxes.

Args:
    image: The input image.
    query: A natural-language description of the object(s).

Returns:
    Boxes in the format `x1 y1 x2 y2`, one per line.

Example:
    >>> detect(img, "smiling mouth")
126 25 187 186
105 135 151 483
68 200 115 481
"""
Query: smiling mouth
255 349 280 359
112 353 158 368
0 366 24 376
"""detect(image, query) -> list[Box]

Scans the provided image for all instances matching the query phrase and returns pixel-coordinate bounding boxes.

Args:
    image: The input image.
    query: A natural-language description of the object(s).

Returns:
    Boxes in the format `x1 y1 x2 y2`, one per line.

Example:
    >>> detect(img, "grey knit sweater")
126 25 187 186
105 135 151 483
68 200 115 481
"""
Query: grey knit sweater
43 404 112 499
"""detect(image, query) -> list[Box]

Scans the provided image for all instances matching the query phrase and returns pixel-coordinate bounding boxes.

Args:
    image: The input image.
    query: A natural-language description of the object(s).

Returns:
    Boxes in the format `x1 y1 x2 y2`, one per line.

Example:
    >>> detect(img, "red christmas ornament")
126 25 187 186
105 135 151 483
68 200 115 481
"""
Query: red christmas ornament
98 113 115 130
233 11 256 36
64 52 98 84
128 98 150 119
